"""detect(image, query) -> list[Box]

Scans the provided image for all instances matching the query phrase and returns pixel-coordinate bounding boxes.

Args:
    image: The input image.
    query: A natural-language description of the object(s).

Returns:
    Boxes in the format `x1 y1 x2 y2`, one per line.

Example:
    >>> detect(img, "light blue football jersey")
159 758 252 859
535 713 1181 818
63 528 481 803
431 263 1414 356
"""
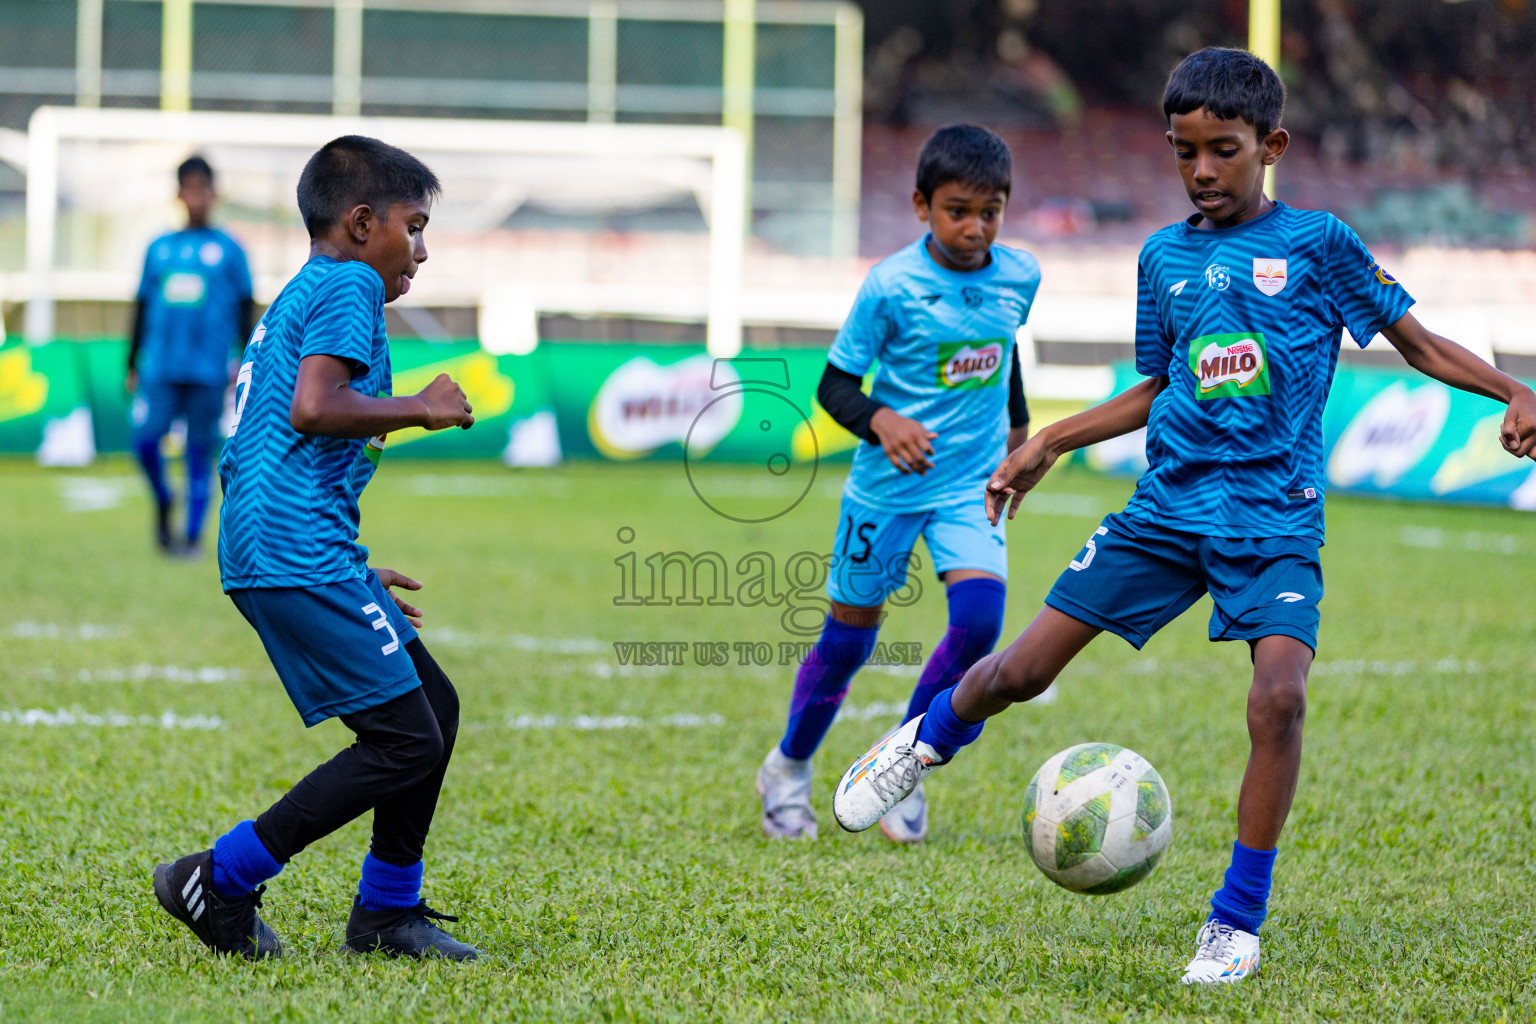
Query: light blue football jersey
1128 202 1414 542
136 227 253 387
829 235 1041 512
218 257 393 591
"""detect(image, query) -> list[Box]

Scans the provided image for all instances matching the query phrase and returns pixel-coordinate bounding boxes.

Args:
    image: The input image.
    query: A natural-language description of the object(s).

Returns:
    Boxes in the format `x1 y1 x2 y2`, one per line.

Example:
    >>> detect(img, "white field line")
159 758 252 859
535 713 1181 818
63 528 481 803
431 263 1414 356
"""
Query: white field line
1310 658 1483 677
402 474 577 498
1399 526 1523 554
10 621 126 640
34 665 245 684
57 476 137 512
432 627 606 655
0 707 223 729
506 712 726 731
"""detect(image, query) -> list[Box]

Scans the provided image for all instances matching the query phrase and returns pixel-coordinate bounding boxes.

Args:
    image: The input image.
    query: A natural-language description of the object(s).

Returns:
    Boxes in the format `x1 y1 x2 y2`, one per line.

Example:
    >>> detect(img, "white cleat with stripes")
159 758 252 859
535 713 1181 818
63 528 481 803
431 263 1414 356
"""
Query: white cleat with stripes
1180 920 1260 984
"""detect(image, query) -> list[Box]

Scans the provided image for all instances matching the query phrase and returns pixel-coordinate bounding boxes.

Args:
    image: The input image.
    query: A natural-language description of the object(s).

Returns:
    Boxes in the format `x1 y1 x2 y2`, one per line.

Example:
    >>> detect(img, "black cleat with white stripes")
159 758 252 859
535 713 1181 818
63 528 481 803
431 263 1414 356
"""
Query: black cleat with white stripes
153 849 284 959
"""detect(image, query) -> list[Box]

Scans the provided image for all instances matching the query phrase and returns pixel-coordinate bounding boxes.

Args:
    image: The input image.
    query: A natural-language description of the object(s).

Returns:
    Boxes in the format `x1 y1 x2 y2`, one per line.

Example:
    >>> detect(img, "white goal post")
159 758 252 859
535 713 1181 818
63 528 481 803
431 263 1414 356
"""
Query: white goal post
23 105 748 355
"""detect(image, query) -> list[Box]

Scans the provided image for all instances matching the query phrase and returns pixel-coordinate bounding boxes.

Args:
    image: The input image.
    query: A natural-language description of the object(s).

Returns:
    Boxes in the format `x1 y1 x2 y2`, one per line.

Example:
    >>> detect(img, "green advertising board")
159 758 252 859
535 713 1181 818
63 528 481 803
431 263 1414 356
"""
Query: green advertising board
1083 362 1536 510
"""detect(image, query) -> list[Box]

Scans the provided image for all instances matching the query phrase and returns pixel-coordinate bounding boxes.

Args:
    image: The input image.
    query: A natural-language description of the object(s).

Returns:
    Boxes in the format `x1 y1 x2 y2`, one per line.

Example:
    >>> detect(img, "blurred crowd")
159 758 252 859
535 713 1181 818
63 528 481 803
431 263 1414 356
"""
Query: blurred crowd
857 0 1536 247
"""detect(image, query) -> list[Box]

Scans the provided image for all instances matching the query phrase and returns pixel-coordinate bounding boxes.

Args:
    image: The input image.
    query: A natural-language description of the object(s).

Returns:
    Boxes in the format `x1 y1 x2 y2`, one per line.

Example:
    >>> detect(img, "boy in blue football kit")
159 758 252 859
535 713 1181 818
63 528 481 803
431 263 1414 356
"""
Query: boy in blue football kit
833 50 1536 981
153 137 479 960
128 156 253 554
757 126 1036 843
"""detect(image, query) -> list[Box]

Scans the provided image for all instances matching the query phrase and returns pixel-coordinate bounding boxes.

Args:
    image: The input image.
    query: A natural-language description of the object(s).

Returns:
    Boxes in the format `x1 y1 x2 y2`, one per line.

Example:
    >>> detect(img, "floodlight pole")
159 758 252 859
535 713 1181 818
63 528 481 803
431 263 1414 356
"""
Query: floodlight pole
722 0 755 221
161 0 193 112
1249 0 1280 198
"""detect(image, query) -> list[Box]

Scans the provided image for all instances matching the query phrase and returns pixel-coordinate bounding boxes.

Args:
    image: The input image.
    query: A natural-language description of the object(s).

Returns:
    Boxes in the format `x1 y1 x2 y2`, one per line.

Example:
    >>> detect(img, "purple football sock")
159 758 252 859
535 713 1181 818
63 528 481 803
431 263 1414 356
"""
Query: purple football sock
903 577 1006 723
778 617 878 759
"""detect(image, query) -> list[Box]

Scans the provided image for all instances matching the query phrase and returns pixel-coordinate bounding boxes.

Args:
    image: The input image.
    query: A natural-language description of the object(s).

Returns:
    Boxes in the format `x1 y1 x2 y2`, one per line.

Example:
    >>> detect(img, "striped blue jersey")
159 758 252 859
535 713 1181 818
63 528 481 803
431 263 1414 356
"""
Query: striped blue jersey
1127 202 1414 541
136 227 252 386
830 235 1040 511
217 257 393 591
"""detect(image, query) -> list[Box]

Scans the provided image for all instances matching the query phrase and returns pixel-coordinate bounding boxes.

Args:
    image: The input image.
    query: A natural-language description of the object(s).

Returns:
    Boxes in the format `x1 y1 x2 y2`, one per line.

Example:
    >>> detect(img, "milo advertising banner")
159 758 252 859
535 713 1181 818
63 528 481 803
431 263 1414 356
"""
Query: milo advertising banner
1083 362 1536 510
541 343 859 465
0 340 95 464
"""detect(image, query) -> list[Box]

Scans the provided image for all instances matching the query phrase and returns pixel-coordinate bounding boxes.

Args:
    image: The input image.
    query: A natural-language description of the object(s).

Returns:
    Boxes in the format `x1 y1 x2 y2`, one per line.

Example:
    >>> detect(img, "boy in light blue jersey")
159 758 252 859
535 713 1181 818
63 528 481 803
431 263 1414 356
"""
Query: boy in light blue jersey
128 156 253 555
757 126 1038 844
831 49 1536 982
153 137 480 962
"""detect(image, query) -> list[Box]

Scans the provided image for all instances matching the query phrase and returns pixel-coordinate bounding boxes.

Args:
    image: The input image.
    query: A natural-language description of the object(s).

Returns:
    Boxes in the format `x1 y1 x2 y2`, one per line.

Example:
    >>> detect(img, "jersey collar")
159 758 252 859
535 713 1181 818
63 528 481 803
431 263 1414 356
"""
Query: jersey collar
917 233 1002 281
1180 200 1288 239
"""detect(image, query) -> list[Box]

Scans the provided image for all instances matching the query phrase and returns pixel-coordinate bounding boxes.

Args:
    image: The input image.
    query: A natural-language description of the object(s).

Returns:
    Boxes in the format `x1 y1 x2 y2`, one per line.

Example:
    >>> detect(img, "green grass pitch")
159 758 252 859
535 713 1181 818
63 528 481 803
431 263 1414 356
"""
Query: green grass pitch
1 456 1532 1022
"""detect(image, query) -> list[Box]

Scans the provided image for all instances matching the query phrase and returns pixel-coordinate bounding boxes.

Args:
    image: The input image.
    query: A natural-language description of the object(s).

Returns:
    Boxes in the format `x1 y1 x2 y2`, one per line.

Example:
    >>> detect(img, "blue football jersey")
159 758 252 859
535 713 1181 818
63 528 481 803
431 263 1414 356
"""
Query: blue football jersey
1128 202 1414 542
136 227 253 387
829 236 1041 512
218 257 393 591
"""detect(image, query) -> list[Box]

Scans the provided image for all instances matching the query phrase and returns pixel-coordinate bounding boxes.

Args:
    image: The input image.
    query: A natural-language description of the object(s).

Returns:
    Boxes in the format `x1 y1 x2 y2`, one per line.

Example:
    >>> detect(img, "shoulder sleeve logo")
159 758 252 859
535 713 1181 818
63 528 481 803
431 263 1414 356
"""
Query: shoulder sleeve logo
1368 262 1399 286
1252 258 1288 296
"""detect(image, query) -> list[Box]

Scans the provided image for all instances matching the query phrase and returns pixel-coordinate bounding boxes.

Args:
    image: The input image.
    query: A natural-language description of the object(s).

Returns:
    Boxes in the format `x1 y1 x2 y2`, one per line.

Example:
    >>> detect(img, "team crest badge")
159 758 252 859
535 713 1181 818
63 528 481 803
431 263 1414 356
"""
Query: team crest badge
1252 258 1287 296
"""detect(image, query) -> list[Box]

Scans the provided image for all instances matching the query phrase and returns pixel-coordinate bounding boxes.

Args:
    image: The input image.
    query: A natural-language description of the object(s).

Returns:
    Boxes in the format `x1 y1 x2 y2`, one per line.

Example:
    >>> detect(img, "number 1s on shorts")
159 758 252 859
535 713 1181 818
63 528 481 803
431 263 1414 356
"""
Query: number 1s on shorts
1069 526 1109 572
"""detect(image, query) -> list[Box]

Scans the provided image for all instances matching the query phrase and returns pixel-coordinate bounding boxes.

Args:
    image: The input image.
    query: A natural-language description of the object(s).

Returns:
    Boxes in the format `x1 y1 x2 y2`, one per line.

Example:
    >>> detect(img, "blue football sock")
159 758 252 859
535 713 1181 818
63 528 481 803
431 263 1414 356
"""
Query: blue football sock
778 617 878 760
210 819 285 897
358 853 424 911
135 437 171 510
184 442 214 545
904 577 1006 723
1209 841 1277 934
914 686 984 760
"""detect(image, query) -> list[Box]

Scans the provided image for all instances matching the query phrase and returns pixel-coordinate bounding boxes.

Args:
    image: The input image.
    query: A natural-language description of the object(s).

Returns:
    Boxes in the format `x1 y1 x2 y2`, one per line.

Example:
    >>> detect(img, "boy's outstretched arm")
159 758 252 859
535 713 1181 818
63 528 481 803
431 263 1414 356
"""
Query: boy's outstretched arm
985 375 1167 524
1381 312 1536 458
290 354 474 438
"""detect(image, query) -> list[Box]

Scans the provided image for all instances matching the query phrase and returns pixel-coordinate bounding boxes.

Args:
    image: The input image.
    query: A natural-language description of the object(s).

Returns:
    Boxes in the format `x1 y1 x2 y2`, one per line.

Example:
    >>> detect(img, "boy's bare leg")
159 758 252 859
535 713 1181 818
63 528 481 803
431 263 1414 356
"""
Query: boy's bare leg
1237 635 1311 849
950 605 1101 721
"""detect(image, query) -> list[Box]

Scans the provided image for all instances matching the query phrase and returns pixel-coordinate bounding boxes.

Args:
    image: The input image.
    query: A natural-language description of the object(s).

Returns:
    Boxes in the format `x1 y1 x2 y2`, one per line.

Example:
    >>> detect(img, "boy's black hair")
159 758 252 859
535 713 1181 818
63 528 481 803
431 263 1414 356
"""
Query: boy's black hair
915 125 1012 202
1163 47 1285 139
296 135 442 238
177 155 214 185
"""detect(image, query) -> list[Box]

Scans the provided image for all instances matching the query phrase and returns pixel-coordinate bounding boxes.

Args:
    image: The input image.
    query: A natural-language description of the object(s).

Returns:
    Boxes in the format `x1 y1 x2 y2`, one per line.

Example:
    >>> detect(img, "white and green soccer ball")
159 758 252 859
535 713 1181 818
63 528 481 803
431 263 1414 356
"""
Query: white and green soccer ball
1021 742 1172 895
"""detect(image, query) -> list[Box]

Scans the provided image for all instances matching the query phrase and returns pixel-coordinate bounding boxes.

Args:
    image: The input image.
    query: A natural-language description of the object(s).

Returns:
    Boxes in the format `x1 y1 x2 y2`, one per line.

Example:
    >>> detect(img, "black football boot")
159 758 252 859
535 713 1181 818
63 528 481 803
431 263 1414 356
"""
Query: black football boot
152 849 283 959
343 898 479 960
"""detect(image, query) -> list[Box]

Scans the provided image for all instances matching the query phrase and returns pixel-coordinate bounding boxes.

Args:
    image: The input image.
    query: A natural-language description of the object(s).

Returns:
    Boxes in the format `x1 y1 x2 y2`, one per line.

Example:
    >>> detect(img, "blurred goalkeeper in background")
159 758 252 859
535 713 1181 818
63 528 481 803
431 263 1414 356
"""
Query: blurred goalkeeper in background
127 155 254 556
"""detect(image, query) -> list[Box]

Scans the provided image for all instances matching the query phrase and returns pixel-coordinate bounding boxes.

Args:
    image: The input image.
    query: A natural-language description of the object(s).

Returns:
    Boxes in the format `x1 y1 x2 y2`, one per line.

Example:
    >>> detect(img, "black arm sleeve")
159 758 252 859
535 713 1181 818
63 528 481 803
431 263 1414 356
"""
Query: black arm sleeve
1008 343 1029 428
127 300 146 372
816 362 886 443
238 297 257 357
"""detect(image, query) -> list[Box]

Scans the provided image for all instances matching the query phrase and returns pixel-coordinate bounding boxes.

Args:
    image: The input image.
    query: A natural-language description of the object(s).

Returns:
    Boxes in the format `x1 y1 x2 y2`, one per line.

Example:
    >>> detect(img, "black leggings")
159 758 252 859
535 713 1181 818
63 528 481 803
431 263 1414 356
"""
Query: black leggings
254 639 459 867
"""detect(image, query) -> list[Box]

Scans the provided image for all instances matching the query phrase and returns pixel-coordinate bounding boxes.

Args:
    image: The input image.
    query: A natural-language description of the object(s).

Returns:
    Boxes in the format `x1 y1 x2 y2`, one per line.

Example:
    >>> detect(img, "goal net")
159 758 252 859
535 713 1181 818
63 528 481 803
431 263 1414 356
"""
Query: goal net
23 105 748 355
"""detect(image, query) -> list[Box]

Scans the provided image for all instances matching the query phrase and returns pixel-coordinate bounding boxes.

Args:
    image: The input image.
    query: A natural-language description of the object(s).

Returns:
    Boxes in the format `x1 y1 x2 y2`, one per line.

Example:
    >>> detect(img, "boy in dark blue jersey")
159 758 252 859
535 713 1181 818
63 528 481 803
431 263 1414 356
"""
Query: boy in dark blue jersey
832 48 1536 983
153 136 479 961
128 156 253 555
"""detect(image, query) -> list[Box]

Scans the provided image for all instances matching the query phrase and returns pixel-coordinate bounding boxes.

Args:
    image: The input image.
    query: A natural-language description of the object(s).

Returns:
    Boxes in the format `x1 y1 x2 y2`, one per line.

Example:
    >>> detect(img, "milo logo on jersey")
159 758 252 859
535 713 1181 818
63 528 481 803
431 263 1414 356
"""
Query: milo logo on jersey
1188 332 1271 400
935 339 1006 389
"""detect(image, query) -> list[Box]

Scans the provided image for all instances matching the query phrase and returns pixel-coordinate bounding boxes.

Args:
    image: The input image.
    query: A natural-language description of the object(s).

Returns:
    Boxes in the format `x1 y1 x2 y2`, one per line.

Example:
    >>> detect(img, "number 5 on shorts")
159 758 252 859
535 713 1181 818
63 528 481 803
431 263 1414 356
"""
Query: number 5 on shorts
361 602 400 655
1069 526 1109 572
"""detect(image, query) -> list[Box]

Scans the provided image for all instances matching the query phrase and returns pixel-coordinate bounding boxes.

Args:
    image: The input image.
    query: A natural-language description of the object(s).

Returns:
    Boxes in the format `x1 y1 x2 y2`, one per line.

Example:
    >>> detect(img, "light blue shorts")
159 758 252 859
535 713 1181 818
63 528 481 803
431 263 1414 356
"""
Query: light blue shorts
826 493 1008 607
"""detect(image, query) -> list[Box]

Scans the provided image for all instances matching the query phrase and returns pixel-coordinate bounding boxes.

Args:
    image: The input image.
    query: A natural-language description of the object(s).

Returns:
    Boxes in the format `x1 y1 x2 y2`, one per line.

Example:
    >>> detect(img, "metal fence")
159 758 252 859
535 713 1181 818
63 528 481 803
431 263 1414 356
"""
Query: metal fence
0 0 862 256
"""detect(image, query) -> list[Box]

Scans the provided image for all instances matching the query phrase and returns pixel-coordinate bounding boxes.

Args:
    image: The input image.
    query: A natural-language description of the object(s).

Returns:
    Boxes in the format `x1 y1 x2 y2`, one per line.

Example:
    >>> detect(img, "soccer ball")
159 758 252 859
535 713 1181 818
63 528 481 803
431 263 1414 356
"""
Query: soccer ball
1020 742 1172 895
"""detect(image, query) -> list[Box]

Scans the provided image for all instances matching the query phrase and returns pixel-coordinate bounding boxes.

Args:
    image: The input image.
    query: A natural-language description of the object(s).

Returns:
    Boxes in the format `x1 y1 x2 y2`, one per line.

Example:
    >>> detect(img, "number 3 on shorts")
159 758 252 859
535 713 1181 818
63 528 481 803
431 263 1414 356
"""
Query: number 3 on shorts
1069 526 1109 572
361 602 400 655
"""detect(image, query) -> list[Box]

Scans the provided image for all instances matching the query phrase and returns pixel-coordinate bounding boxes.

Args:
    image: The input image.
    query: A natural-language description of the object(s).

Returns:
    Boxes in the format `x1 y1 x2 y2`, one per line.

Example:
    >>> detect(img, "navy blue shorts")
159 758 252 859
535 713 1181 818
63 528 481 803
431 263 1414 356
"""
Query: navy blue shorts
229 572 422 726
131 381 225 453
1045 511 1323 652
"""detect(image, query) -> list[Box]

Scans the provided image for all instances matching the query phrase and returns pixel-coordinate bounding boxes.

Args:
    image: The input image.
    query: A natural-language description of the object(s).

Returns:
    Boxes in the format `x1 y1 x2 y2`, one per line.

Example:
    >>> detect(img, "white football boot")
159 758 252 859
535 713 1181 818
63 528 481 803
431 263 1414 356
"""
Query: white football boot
1180 920 1261 984
756 746 818 840
878 781 928 844
833 716 948 833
